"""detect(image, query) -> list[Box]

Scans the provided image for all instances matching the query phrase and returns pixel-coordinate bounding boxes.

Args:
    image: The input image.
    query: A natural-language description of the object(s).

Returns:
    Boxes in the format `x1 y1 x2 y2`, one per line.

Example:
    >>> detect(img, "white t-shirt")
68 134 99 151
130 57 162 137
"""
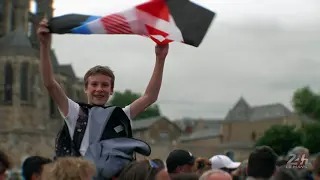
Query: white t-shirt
60 98 132 156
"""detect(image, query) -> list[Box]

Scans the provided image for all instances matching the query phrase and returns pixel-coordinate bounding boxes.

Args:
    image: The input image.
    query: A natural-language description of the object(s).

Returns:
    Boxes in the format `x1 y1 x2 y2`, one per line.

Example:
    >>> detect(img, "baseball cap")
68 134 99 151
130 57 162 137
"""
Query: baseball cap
166 149 195 173
209 155 241 169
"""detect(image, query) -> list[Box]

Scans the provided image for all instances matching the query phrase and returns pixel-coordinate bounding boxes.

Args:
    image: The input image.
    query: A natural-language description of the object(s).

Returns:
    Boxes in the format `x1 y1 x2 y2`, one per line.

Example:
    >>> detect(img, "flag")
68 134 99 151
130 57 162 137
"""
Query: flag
48 0 215 47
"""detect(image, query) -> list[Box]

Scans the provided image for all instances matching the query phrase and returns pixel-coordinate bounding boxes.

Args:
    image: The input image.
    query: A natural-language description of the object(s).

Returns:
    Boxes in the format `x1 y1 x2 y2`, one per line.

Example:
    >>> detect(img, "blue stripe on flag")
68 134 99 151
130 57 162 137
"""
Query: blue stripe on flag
83 16 101 23
71 25 92 34
71 16 101 34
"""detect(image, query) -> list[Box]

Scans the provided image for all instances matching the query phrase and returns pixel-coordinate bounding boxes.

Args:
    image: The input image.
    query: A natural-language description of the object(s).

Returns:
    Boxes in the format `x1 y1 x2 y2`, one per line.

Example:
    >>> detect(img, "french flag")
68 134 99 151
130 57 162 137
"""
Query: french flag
48 0 215 47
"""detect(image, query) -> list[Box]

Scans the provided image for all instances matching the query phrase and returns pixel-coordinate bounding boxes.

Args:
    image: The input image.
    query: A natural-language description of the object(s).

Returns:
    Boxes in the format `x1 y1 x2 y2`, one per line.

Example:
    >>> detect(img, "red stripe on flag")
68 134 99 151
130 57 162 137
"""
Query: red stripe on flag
145 25 172 45
145 24 168 37
150 36 173 45
106 16 131 29
136 0 169 22
101 14 133 34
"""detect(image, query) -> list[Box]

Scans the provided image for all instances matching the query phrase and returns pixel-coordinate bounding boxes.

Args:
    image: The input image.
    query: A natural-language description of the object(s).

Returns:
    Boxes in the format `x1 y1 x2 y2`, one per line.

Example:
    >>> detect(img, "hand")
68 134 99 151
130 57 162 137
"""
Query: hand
37 18 52 47
155 44 169 61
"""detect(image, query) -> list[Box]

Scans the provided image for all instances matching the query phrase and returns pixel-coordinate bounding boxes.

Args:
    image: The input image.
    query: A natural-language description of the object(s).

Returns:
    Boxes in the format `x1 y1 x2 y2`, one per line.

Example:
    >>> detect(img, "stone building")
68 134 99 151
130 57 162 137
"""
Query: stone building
132 116 182 160
0 0 85 168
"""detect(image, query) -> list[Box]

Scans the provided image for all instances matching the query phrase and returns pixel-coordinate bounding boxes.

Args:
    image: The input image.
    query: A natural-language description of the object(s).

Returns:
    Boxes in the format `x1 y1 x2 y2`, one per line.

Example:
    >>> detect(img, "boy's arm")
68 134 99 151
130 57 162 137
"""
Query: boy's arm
38 19 69 117
129 44 169 119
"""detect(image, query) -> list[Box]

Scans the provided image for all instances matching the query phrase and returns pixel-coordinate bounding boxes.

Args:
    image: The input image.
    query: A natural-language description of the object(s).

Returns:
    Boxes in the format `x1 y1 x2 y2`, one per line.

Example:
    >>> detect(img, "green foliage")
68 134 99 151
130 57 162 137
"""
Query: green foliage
109 89 161 120
292 86 320 121
255 125 302 156
300 123 320 154
110 90 140 108
256 123 320 155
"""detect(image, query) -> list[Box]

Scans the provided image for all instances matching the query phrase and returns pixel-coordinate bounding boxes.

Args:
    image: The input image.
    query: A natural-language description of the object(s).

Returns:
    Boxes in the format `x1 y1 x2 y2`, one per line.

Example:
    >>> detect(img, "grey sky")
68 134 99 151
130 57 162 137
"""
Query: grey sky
47 0 320 119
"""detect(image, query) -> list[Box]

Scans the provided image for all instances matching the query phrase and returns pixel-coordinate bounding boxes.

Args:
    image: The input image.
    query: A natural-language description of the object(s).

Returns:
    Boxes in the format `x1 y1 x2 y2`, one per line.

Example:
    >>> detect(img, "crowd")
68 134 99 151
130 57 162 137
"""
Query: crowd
1 145 320 180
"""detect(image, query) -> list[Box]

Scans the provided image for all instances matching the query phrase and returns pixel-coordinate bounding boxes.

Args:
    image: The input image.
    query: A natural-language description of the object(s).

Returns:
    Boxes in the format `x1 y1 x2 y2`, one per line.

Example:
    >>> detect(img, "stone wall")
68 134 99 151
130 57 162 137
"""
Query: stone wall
0 54 84 168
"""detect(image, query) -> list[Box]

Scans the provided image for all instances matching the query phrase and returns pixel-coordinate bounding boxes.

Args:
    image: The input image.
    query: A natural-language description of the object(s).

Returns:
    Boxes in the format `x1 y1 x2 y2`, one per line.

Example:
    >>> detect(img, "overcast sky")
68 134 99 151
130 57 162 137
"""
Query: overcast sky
42 0 320 120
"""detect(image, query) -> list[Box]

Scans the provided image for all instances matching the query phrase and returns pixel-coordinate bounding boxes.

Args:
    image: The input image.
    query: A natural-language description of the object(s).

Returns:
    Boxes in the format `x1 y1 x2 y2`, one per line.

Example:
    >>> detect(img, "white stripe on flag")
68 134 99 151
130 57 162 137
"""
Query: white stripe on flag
121 8 147 35
135 9 183 42
167 16 184 43
87 19 107 34
150 35 166 42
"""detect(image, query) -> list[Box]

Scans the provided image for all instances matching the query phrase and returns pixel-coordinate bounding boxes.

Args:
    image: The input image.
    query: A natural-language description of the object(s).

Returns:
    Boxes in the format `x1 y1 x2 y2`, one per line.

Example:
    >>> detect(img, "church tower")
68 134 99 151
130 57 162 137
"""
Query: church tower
0 0 62 168
0 0 85 169
30 0 54 48
0 0 32 37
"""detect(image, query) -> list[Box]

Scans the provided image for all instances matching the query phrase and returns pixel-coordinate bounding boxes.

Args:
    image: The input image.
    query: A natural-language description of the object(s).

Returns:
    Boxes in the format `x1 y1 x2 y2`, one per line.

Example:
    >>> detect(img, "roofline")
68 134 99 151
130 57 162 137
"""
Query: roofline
179 134 222 142
132 116 182 132
223 114 295 123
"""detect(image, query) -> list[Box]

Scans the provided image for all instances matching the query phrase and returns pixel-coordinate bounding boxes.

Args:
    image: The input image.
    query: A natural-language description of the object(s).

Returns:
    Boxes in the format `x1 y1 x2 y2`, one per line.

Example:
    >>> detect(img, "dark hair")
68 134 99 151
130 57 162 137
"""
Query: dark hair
117 159 164 180
247 146 278 178
22 156 52 180
273 166 299 180
0 150 11 174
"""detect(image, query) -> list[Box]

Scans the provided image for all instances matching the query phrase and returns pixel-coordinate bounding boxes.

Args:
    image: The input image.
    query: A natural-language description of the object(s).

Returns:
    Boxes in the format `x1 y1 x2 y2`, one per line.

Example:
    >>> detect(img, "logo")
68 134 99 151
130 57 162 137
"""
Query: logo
286 153 308 169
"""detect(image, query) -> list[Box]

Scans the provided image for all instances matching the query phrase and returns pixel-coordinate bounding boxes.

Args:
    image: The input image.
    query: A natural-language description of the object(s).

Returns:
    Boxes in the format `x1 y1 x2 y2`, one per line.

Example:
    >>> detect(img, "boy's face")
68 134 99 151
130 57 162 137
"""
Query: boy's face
85 74 113 105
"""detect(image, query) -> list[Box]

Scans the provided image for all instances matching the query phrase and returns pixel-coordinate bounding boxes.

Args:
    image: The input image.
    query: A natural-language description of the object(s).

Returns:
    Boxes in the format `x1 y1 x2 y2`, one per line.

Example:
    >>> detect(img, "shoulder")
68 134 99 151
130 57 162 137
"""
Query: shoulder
122 105 131 120
59 98 80 119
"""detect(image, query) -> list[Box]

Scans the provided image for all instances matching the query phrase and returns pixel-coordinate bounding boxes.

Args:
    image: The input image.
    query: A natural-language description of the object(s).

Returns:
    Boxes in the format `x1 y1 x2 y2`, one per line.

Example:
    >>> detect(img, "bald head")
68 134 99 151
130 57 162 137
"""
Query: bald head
288 146 309 157
199 169 232 180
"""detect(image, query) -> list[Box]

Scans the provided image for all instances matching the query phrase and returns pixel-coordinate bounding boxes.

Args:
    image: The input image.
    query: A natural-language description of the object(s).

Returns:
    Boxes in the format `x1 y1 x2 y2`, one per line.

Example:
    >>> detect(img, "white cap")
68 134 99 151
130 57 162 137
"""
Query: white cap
209 155 241 169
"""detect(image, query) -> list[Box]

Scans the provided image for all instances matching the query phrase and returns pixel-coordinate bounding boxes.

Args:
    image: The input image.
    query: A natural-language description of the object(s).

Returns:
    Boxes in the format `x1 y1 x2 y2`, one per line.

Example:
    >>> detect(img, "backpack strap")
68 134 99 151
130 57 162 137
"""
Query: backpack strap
71 105 89 156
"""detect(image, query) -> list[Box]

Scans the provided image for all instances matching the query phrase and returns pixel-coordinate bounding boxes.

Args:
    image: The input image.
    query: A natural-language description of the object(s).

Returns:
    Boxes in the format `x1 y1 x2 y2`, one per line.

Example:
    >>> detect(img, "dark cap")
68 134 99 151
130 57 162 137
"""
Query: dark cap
166 149 195 173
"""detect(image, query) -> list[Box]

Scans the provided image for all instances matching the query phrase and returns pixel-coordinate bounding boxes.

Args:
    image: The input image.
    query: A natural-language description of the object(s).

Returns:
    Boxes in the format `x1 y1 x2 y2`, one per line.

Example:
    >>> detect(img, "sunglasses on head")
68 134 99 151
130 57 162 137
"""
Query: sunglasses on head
149 160 160 169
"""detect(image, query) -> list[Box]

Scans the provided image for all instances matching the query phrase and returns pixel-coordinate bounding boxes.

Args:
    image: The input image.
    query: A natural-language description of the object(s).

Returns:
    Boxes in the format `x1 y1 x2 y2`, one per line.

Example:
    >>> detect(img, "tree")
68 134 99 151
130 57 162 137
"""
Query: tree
300 123 320 154
292 86 320 121
109 89 161 120
255 125 302 156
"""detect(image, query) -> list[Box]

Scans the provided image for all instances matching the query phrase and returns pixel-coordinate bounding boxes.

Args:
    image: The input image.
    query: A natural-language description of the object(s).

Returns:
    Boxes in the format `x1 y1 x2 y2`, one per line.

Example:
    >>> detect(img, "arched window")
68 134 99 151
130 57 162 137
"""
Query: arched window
251 131 257 141
49 97 55 116
49 97 58 118
4 62 13 103
10 1 15 31
20 62 29 101
30 73 38 104
0 1 4 23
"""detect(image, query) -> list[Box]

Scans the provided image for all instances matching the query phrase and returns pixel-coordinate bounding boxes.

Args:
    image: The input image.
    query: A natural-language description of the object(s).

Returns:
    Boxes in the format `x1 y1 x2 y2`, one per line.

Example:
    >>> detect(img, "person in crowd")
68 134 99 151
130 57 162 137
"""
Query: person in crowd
117 159 170 180
199 169 232 180
209 155 241 174
170 172 200 180
166 149 196 174
275 159 287 167
287 146 312 179
22 156 52 180
230 160 248 180
0 150 11 180
37 18 169 157
246 146 278 180
41 157 96 180
194 157 212 175
312 153 320 180
273 166 299 180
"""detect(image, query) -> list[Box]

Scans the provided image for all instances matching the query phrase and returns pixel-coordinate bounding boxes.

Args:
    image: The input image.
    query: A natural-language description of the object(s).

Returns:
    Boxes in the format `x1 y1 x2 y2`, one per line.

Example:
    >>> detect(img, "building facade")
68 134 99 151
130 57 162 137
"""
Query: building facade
0 0 85 168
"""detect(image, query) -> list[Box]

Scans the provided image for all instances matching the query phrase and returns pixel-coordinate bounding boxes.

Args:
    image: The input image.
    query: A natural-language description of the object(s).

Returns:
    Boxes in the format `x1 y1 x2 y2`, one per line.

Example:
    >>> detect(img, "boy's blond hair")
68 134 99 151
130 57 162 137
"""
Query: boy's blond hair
84 65 115 89
42 157 96 180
